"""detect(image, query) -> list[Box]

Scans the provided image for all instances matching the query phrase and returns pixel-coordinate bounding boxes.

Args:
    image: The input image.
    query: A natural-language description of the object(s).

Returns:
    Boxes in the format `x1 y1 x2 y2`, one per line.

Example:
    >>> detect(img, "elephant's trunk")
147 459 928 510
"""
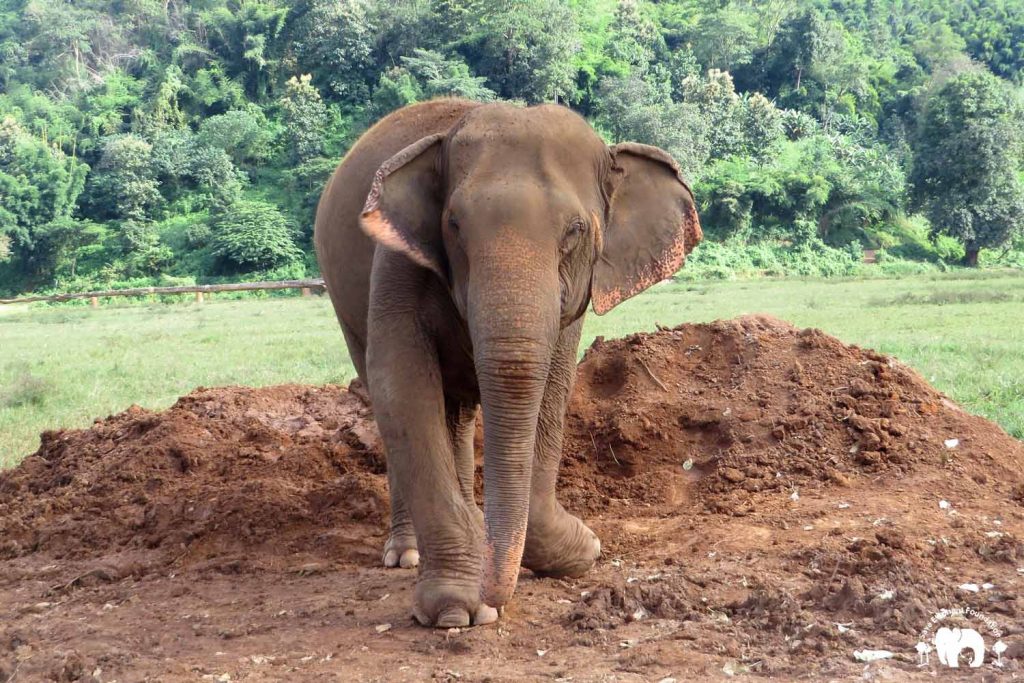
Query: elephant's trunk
469 253 558 608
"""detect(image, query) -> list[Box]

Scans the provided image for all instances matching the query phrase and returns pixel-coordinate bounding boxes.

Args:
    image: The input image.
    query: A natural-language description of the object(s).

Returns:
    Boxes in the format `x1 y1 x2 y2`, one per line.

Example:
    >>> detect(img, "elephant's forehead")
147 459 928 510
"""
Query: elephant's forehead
448 105 605 171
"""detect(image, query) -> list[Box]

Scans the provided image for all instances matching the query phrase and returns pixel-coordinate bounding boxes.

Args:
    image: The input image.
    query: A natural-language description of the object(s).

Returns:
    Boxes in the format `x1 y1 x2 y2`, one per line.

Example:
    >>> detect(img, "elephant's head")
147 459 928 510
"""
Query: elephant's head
360 103 702 607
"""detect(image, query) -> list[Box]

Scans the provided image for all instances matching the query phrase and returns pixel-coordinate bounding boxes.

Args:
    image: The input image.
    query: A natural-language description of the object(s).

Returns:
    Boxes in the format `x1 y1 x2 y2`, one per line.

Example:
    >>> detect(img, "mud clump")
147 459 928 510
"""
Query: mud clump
1 315 1022 680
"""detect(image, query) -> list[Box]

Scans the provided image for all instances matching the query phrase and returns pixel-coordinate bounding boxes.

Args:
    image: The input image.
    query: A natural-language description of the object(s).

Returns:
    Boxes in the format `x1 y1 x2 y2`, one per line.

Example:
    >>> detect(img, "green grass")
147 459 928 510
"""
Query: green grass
2 271 1023 467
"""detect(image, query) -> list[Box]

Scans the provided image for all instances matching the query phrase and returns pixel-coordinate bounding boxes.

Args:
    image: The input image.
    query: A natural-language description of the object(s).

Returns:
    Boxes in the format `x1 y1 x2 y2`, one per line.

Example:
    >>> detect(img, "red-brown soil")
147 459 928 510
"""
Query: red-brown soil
2 315 1022 681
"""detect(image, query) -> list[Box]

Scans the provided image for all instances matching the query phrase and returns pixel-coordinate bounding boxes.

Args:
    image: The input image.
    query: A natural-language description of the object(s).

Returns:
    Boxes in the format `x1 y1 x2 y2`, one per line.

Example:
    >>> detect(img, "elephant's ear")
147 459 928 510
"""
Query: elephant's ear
591 142 703 315
360 133 446 280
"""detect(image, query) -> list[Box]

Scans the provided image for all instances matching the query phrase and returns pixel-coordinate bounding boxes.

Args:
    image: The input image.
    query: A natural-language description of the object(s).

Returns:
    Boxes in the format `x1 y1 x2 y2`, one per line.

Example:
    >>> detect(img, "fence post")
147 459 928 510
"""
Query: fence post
90 296 99 308
195 291 204 304
301 287 311 297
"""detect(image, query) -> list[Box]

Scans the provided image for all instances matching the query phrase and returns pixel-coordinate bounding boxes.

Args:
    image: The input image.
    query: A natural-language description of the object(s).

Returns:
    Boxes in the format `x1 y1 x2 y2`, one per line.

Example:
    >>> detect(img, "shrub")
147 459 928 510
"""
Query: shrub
210 200 301 272
184 222 212 248
120 220 174 277
2 370 51 407
674 236 939 280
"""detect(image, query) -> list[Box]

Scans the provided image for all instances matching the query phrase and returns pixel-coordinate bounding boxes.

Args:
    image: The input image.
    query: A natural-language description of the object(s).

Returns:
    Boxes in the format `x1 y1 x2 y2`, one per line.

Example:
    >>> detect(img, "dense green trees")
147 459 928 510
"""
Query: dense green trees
210 200 301 271
1 0 1023 295
0 115 88 280
910 70 1024 266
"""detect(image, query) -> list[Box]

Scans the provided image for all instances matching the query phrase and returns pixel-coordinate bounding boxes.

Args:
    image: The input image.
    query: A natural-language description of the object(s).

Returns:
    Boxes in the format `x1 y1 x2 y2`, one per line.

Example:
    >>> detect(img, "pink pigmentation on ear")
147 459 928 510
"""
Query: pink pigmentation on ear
360 209 444 278
685 202 704 251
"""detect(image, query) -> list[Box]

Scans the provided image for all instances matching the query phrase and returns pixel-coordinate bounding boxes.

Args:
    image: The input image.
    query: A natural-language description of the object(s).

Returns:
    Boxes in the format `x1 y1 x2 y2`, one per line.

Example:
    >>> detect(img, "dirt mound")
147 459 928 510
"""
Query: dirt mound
564 314 1022 520
0 385 388 567
2 315 1023 681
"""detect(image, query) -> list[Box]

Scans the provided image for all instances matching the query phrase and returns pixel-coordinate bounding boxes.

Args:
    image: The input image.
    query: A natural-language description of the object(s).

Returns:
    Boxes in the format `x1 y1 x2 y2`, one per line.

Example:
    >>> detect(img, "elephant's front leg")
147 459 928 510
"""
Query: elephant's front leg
521 317 601 577
367 311 496 627
382 466 419 568
384 401 480 568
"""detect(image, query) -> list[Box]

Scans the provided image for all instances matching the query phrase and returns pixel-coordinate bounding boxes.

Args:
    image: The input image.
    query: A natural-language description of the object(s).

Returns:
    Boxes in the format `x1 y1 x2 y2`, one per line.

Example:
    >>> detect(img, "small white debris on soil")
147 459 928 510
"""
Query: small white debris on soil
790 490 800 501
682 458 694 471
657 678 678 683
944 438 960 449
374 623 392 633
835 623 852 634
837 502 851 509
939 500 951 509
986 531 1004 538
803 525 814 531
877 589 894 601
722 660 749 676
982 583 995 590
536 649 547 657
556 598 572 604
958 583 980 593
853 650 893 662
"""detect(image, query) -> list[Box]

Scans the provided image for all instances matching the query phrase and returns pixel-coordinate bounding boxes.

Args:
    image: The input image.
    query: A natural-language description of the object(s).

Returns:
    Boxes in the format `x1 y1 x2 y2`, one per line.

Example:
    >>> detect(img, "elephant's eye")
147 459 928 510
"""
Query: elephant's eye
563 217 586 249
448 215 460 235
560 217 587 254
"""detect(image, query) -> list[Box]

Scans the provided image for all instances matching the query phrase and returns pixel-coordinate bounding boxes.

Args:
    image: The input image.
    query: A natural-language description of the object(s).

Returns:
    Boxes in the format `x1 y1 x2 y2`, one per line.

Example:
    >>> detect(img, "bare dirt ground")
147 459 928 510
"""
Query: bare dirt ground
2 315 1022 682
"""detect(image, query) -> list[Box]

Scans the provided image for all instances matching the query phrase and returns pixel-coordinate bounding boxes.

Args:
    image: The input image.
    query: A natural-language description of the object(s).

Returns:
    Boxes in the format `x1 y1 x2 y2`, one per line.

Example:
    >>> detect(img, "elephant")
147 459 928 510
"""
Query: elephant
934 626 986 668
313 99 702 627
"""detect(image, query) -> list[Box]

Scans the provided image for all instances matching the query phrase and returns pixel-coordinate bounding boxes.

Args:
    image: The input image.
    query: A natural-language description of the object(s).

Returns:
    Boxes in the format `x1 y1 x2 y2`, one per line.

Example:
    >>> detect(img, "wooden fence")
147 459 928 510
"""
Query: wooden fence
0 278 327 307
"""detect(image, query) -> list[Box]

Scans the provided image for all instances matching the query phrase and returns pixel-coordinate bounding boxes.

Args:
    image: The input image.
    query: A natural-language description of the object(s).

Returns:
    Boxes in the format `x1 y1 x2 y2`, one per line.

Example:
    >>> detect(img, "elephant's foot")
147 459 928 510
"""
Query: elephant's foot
382 531 419 568
413 576 498 628
522 503 601 578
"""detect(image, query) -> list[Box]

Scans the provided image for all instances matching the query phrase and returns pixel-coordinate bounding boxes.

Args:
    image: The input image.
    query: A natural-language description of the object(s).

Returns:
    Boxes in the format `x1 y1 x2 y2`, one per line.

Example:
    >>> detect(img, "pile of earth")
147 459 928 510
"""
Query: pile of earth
1 314 1022 681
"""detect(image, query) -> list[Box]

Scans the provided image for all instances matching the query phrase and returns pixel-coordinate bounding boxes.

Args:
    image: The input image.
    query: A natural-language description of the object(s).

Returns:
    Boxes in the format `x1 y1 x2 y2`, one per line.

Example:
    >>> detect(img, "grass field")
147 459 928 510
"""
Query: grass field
2 271 1023 467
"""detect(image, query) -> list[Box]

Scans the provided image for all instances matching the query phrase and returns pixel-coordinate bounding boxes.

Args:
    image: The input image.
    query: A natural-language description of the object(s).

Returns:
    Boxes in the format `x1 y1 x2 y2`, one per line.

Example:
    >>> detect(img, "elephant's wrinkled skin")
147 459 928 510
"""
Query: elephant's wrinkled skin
314 100 702 627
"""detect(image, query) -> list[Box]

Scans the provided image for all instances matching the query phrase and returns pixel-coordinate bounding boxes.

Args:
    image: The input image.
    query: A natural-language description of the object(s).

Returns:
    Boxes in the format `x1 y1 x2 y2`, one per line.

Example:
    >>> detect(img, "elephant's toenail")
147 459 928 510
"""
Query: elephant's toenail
436 607 471 628
474 604 499 625
399 549 420 568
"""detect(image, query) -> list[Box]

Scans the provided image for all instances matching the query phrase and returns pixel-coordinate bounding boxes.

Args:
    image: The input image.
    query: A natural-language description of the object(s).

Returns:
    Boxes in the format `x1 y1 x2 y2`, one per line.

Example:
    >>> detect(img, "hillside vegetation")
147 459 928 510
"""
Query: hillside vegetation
2 0 1024 295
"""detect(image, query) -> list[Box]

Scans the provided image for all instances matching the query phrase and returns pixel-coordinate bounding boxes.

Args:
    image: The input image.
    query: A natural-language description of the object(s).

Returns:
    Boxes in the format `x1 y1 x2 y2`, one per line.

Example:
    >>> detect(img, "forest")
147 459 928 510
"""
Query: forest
2 0 1024 296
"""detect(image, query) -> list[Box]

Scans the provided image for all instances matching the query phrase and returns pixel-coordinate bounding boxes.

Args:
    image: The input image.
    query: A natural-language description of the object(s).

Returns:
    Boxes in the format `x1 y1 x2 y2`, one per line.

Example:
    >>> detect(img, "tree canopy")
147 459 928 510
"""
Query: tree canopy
2 0 1023 294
